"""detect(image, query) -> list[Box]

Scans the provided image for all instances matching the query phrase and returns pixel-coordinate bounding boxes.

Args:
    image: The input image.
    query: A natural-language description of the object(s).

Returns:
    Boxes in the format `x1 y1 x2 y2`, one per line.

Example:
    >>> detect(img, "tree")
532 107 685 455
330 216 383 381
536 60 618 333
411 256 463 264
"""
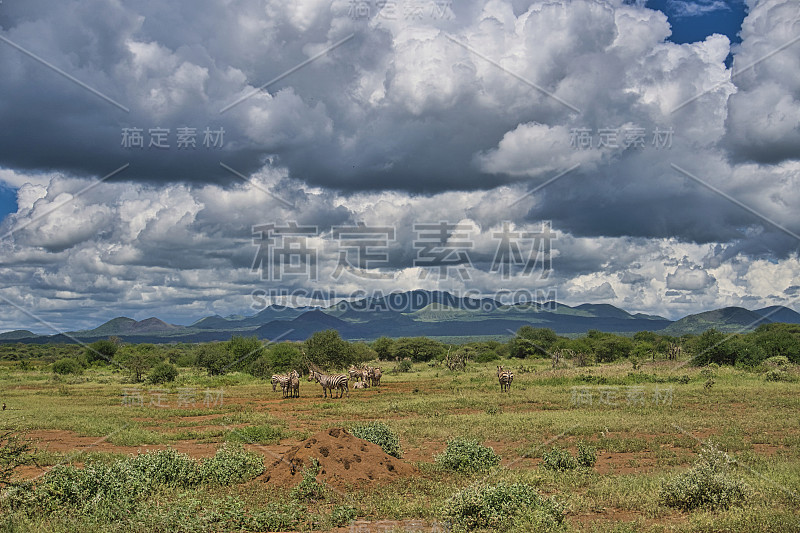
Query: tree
226 336 264 372
266 342 304 373
509 327 559 358
304 330 349 369
148 362 178 384
116 344 162 382
391 337 446 362
196 342 233 376
590 335 634 363
372 337 394 360
85 339 118 365
689 329 737 366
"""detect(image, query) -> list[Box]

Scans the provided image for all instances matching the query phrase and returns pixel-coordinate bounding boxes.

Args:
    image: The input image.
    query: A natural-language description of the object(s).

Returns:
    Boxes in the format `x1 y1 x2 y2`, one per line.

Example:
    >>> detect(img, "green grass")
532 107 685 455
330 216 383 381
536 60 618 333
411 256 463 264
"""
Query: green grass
0 356 798 532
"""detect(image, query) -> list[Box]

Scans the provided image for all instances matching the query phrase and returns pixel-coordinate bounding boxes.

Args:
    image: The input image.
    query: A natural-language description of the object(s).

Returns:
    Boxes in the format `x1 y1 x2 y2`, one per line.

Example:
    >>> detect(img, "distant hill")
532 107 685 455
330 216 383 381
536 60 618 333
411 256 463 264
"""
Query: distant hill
0 330 36 340
661 307 771 335
4 291 799 344
75 317 183 337
754 306 800 324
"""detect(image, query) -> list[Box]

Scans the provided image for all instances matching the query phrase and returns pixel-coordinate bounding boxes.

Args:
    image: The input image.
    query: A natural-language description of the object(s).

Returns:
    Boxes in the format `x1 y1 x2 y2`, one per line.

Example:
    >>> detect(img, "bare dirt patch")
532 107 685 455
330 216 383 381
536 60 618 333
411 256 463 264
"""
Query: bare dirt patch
263 427 415 489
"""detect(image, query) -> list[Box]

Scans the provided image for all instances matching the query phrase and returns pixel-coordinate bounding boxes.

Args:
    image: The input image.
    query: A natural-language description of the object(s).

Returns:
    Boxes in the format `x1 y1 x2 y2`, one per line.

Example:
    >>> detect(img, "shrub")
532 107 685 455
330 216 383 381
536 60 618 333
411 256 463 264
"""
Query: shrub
659 443 750 511
395 359 413 373
540 447 578 471
148 361 178 384
349 422 402 458
249 355 273 379
129 448 200 486
576 441 597 468
199 443 264 485
52 357 83 375
442 481 565 532
435 438 500 474
290 458 326 502
85 339 119 364
0 431 35 488
763 355 790 368
474 351 500 363
765 369 792 382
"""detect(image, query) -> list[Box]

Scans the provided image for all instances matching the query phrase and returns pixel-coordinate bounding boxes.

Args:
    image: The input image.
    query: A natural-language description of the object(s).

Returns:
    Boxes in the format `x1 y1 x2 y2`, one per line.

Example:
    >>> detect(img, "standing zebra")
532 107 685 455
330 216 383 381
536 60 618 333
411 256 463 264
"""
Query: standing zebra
497 365 513 392
367 367 382 387
271 374 289 393
307 368 349 398
289 370 300 398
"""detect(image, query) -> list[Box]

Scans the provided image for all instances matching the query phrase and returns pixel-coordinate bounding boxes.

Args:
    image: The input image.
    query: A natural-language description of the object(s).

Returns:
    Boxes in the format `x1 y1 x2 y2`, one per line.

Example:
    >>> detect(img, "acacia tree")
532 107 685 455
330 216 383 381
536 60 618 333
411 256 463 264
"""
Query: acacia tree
304 330 350 369
115 344 162 382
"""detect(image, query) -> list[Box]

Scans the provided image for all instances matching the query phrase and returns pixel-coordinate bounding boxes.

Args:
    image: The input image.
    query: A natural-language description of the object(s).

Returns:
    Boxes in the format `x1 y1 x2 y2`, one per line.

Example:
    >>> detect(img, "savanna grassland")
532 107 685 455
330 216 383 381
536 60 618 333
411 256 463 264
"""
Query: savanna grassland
0 344 799 532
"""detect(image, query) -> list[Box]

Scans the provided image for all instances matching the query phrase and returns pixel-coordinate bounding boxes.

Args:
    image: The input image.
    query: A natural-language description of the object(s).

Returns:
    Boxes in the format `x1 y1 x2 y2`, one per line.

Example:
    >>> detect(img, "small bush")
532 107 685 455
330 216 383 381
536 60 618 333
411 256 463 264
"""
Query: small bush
226 424 285 445
540 447 578 471
435 437 500 474
199 443 264 485
659 443 750 511
148 361 178 384
763 355 790 368
765 369 792 382
442 481 565 532
474 351 500 363
290 458 326 502
328 505 358 527
52 358 83 375
395 360 413 373
349 422 402 458
576 441 597 468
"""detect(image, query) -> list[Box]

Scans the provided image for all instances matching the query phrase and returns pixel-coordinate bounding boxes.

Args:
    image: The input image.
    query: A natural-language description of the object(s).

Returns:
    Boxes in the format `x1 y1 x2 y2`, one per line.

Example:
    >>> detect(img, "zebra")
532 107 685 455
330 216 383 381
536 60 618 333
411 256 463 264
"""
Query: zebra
271 374 289 394
367 366 382 387
307 368 349 398
289 370 300 398
497 365 513 392
348 366 364 382
353 380 369 390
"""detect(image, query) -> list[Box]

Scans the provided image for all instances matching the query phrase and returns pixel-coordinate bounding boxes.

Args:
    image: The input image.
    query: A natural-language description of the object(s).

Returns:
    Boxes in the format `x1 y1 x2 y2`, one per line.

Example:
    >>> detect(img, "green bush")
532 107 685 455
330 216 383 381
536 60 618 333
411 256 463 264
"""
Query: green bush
249 355 273 379
148 361 178 384
763 355 790 368
435 437 500 474
540 447 578 471
349 422 402 458
659 444 750 511
51 357 83 375
85 339 118 365
765 369 792 382
442 481 565 532
576 441 598 468
199 443 264 485
474 350 500 363
290 458 326 502
395 359 413 373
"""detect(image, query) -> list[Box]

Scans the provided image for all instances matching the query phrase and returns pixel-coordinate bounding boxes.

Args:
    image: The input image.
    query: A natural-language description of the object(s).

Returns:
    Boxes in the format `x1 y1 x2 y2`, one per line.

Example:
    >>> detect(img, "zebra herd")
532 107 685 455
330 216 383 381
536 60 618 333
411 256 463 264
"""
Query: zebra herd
273 363 510 398
270 365 383 399
348 364 382 388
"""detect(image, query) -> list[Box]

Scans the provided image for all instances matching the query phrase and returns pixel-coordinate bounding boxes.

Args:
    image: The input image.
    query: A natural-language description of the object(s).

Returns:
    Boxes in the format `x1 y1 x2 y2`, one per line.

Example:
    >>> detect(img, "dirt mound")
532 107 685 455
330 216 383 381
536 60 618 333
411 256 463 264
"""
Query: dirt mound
263 428 415 488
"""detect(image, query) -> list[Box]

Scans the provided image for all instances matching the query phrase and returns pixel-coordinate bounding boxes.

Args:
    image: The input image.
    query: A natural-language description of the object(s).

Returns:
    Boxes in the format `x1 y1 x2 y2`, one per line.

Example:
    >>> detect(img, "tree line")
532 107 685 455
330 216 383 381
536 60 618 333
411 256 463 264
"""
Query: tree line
7 322 800 382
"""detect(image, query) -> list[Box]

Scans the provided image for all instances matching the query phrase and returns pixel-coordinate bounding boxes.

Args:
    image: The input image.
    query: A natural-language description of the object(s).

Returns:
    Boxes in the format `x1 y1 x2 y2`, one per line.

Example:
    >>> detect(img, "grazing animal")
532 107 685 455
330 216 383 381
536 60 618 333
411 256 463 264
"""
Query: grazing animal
367 367 382 387
307 368 349 398
353 381 369 390
497 365 513 392
348 366 364 382
289 370 300 398
271 374 289 394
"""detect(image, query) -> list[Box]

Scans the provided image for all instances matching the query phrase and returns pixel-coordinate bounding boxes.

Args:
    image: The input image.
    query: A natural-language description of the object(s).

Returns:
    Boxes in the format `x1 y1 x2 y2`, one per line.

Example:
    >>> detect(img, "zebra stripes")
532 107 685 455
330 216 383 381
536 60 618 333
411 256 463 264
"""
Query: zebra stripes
497 365 513 393
308 369 349 398
272 372 299 398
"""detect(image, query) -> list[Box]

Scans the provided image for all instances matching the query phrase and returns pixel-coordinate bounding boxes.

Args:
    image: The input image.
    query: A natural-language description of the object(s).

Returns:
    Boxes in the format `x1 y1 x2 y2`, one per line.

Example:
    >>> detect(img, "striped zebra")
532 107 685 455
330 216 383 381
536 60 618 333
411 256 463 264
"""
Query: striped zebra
497 365 513 392
289 370 300 398
348 366 365 382
271 374 290 397
367 366 382 387
307 368 349 398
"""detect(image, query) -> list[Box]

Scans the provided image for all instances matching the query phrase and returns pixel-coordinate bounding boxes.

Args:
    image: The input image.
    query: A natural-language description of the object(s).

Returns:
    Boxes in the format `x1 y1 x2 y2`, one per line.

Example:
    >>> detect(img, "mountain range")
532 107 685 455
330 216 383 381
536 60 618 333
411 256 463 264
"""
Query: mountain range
3 290 799 344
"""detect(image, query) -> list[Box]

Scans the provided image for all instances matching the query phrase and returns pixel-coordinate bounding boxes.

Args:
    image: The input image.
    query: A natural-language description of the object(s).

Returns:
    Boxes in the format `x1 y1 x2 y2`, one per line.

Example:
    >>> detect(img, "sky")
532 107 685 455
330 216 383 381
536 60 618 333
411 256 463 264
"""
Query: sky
0 0 798 333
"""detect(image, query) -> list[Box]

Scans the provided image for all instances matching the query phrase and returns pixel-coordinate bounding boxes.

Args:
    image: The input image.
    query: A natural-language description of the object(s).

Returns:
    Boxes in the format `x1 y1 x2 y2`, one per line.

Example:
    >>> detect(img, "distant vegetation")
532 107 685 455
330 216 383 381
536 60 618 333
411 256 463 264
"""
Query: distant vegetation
1 322 798 381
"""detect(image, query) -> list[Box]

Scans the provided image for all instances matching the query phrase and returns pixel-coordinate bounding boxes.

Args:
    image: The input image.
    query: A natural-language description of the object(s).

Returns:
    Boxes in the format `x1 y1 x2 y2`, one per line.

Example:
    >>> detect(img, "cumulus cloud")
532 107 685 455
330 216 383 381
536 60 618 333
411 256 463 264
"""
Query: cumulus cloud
0 0 798 330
